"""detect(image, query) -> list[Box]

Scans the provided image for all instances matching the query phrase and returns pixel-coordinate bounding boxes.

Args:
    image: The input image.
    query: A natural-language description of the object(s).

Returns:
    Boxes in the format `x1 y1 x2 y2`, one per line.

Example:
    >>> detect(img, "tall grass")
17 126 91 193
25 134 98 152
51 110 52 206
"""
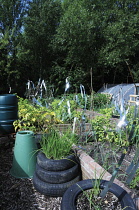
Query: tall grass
40 128 78 159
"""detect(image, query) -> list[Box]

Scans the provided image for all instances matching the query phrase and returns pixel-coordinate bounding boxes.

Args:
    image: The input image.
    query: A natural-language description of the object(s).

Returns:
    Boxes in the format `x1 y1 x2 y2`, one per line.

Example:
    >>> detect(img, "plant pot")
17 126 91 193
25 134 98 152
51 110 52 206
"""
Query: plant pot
33 151 82 197
10 130 37 178
61 179 137 210
37 151 79 171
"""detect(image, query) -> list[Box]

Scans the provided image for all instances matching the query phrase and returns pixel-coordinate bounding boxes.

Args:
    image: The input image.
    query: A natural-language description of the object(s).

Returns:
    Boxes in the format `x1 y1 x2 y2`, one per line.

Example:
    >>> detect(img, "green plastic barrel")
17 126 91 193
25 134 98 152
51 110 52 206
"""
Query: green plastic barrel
0 94 18 134
10 130 37 178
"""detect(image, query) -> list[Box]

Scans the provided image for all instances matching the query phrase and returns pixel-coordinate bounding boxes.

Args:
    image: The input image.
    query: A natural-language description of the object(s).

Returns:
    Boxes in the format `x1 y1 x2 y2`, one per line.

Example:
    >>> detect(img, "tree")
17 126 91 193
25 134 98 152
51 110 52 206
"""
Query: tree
52 0 105 92
20 0 62 82
97 0 139 83
53 0 139 89
0 0 29 94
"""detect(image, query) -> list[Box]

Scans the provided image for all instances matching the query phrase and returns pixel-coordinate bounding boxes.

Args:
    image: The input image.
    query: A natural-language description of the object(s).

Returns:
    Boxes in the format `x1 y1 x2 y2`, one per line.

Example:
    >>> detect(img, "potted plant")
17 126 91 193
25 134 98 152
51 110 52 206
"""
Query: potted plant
33 128 82 197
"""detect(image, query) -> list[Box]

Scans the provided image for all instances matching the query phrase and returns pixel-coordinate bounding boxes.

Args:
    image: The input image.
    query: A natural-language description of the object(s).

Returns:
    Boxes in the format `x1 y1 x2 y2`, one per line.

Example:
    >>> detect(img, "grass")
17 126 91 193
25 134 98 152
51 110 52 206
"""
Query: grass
39 128 78 159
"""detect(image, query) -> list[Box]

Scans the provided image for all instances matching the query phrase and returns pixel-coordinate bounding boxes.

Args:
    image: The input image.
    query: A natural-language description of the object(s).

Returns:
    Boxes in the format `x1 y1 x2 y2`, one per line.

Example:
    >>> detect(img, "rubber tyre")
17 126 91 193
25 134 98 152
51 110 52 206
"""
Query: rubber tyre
61 179 137 210
33 172 81 197
36 163 80 184
37 151 79 171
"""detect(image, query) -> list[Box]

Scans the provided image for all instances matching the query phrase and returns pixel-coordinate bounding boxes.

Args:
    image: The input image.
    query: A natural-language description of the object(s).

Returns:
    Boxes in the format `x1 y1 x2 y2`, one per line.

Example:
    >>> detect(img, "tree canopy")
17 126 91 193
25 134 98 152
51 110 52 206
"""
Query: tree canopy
1 0 139 95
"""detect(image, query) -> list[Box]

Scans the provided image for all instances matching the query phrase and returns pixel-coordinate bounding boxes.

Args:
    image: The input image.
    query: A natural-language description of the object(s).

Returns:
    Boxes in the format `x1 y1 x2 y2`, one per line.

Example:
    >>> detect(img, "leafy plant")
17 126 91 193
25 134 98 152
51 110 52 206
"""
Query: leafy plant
61 93 111 110
93 93 112 110
50 92 112 124
40 128 78 159
51 98 82 123
91 115 129 146
13 97 61 133
98 107 113 118
130 169 139 189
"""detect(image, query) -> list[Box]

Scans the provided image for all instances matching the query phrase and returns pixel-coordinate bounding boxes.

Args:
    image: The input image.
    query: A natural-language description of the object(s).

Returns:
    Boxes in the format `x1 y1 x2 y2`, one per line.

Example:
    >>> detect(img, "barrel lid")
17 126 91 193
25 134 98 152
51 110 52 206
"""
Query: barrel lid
0 94 17 105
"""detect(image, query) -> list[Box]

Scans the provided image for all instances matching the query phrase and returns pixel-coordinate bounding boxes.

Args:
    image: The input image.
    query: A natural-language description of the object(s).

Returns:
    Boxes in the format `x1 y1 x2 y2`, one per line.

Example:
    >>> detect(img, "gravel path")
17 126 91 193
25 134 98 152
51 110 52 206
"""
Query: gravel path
0 136 62 210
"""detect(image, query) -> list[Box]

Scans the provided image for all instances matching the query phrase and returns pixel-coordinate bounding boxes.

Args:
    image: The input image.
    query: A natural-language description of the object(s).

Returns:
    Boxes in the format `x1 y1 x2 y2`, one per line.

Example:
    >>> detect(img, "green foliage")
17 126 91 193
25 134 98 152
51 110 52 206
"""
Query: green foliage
91 115 110 142
91 104 139 146
1 0 139 93
125 106 139 144
51 97 82 123
130 169 139 189
99 0 139 66
54 0 102 86
0 0 27 93
98 107 113 118
50 92 112 123
13 97 61 133
40 128 78 159
91 115 129 146
20 0 62 81
60 93 88 109
93 93 112 110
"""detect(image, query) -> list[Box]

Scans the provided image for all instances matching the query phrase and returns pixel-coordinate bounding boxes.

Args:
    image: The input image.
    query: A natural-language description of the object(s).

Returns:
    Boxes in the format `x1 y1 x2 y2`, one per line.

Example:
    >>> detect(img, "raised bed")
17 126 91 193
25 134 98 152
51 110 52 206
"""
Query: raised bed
72 144 139 209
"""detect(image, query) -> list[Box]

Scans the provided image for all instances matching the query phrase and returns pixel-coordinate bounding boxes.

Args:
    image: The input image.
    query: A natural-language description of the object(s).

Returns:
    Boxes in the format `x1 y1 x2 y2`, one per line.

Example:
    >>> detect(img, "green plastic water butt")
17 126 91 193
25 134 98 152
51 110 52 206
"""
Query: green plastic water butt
10 130 37 178
0 94 18 134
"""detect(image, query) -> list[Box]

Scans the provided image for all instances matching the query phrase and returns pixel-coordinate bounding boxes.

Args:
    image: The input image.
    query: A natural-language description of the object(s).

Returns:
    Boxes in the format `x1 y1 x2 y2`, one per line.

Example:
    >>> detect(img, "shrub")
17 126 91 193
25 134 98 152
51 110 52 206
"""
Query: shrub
13 97 61 133
93 93 111 109
91 115 129 146
98 107 113 118
51 98 82 123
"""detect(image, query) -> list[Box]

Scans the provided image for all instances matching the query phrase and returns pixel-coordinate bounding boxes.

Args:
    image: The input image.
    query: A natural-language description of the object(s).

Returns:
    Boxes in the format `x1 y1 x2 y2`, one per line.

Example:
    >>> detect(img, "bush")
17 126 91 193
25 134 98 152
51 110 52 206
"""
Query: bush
91 115 129 146
93 93 112 109
51 97 82 123
13 97 61 133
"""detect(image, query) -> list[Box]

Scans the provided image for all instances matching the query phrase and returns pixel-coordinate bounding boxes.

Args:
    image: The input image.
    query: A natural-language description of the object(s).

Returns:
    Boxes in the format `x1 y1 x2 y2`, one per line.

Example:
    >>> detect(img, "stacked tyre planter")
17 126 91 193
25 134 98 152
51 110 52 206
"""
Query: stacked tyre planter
33 151 82 197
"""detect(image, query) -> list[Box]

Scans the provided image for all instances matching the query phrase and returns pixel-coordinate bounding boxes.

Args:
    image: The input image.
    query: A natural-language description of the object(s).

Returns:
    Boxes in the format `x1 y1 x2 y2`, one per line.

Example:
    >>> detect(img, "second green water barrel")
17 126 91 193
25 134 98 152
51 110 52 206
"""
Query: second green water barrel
0 94 18 134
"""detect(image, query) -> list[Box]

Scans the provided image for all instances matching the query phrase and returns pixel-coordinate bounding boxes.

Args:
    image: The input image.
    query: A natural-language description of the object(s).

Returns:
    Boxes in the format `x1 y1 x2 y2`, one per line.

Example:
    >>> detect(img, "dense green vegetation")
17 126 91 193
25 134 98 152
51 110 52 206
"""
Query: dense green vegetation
13 95 139 189
1 0 139 96
14 93 111 132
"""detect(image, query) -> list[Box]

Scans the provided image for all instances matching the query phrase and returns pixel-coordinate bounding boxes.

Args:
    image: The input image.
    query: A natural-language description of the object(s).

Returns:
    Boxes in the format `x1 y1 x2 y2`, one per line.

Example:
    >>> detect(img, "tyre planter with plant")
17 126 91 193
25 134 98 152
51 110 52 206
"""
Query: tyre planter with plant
37 151 78 171
35 161 80 183
33 128 82 197
33 170 81 197
61 179 137 210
